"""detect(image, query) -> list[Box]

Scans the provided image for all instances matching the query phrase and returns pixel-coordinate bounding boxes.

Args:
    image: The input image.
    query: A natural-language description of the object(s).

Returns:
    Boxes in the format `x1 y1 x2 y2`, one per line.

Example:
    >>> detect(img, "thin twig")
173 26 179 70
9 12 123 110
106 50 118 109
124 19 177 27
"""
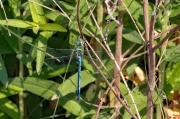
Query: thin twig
153 24 180 51
80 97 116 109
0 0 10 36
95 80 115 118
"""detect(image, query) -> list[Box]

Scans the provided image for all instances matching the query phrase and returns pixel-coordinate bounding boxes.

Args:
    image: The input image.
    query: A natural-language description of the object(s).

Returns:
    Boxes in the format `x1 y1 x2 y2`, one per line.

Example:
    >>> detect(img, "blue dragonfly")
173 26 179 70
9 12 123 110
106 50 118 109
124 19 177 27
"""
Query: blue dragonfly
44 38 113 101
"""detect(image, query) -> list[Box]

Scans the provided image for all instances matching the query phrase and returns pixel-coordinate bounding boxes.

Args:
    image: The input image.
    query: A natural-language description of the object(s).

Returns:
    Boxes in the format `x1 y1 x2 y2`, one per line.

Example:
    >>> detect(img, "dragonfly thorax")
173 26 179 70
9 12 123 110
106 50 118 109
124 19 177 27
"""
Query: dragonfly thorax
75 48 83 57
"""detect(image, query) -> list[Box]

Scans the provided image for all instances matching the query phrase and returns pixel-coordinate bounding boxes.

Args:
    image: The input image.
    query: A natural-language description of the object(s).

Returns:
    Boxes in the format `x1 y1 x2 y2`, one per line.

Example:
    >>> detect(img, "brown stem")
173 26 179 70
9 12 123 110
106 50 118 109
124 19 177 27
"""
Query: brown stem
113 0 123 118
146 0 158 118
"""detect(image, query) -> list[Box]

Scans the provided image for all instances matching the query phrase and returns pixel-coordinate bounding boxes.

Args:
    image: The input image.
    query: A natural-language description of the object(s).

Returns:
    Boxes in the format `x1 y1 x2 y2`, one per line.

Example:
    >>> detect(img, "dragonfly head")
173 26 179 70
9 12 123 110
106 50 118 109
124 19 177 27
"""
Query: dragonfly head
76 38 84 46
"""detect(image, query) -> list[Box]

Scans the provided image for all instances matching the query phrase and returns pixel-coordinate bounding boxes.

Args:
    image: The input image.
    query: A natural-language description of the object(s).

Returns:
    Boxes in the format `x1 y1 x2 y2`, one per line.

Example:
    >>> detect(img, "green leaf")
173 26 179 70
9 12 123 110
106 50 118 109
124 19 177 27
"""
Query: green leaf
0 85 22 99
122 84 162 118
0 20 67 32
7 0 21 17
40 23 67 32
36 31 53 74
163 45 180 62
4 54 17 77
0 111 8 119
57 70 96 96
26 93 42 118
29 0 46 25
31 64 77 79
166 62 180 90
9 77 59 100
116 6 126 11
0 55 9 87
0 34 14 54
59 94 85 116
122 28 144 44
0 19 33 28
169 1 180 18
0 98 20 119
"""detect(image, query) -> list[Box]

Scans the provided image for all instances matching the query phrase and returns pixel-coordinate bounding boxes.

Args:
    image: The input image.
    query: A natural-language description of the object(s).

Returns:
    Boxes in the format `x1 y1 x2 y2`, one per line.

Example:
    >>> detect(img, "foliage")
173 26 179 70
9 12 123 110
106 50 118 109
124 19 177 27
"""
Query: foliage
0 0 180 119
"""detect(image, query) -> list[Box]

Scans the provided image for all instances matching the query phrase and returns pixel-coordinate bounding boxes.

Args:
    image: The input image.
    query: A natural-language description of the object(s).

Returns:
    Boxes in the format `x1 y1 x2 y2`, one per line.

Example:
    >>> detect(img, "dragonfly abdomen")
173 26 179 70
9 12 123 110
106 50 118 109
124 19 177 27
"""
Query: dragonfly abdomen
77 55 82 101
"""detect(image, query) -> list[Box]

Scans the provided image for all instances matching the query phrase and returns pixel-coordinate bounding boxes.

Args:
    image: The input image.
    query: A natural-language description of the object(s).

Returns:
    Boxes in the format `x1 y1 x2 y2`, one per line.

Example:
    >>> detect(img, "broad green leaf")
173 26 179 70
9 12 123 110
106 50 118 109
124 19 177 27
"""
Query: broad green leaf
0 85 23 99
0 55 8 87
36 31 53 74
166 62 180 90
9 77 59 100
0 98 20 119
57 70 96 97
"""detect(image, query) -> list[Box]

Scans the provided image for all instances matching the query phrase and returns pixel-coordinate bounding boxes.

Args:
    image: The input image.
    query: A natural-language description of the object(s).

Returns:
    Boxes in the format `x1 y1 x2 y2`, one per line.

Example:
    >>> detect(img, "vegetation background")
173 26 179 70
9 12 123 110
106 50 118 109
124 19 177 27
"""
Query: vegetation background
0 0 180 119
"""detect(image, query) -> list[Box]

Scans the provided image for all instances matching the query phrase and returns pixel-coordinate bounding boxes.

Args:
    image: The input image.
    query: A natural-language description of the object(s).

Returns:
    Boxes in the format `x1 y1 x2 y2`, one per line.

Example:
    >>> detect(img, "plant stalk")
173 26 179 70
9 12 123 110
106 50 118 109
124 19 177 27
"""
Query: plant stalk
113 0 123 118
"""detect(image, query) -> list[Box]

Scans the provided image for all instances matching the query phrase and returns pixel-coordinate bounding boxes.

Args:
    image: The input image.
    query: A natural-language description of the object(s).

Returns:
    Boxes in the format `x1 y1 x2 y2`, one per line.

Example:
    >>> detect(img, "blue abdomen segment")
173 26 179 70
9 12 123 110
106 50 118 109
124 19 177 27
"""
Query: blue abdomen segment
77 56 82 101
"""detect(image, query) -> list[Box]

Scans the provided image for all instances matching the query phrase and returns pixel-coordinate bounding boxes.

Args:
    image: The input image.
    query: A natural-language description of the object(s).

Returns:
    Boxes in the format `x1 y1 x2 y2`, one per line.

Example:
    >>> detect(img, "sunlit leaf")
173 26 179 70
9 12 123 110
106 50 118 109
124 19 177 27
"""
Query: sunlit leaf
0 98 20 119
0 85 22 99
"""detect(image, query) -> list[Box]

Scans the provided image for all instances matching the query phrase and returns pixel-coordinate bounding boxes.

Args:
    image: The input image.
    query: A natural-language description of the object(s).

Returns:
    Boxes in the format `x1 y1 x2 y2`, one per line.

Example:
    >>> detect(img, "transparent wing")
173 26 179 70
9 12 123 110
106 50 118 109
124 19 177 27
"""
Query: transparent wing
44 47 114 77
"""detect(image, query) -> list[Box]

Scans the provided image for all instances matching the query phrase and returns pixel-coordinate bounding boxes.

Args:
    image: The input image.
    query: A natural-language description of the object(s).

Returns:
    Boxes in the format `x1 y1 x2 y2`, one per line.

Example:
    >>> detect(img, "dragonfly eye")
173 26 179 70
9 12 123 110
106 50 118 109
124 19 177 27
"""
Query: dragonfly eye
76 42 84 46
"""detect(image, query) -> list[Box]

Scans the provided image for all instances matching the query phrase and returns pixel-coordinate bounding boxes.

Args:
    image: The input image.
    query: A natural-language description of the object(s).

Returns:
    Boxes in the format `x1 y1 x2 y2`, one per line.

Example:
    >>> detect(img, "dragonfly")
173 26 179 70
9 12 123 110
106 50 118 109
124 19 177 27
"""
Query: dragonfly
44 38 113 101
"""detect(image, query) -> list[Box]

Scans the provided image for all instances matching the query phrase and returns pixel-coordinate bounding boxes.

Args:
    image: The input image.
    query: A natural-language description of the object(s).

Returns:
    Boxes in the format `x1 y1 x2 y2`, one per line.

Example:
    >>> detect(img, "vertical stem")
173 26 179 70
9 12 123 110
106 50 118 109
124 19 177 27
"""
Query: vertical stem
96 0 103 101
146 0 158 118
19 42 24 119
113 0 123 118
156 1 169 118
156 62 166 119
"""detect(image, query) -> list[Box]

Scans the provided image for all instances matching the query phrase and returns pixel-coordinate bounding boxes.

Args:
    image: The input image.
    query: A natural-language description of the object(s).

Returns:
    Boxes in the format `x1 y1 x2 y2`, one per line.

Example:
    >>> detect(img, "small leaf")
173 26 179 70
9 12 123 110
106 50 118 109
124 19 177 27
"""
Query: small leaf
0 19 33 28
29 0 46 25
40 23 67 32
123 28 144 44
